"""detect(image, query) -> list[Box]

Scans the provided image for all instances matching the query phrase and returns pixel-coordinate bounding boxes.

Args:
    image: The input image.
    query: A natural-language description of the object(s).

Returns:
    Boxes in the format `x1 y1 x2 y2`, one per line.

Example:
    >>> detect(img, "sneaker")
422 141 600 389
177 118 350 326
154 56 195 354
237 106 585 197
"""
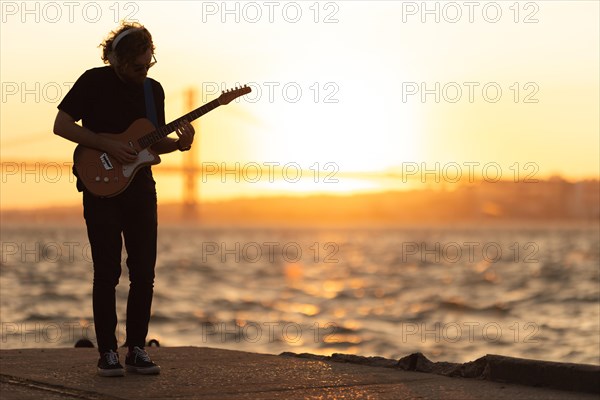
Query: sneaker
97 350 125 377
125 346 161 375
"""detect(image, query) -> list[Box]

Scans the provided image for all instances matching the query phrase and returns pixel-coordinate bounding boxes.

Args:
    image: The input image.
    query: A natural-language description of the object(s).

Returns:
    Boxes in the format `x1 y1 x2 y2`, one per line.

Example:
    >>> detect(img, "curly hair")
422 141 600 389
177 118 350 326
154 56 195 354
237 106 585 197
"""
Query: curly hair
99 22 155 67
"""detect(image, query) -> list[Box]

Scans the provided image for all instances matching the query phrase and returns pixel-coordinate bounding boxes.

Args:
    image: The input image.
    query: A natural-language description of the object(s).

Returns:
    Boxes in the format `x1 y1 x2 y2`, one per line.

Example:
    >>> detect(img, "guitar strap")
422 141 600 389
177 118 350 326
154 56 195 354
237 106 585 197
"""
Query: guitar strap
143 78 158 126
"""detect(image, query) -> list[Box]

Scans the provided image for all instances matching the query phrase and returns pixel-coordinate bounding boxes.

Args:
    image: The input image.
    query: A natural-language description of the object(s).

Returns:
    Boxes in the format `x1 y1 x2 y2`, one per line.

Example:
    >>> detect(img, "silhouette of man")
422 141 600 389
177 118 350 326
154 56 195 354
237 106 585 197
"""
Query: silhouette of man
53 22 194 376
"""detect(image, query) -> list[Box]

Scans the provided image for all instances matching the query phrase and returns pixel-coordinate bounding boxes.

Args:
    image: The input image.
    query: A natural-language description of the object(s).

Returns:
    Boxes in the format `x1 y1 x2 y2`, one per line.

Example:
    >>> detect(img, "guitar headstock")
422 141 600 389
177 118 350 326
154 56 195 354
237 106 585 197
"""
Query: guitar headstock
218 85 252 105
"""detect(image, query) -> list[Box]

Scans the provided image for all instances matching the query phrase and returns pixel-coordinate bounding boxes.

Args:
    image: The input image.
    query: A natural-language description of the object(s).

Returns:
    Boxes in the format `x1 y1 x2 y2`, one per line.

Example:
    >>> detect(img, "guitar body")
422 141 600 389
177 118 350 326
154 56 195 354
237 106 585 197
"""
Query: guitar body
71 85 251 197
74 118 161 197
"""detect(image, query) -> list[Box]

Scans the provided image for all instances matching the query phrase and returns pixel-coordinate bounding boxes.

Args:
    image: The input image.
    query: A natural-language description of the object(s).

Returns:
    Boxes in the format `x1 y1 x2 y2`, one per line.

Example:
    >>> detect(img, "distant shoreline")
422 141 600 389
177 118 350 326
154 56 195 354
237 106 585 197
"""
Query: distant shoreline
2 183 599 226
1 213 598 229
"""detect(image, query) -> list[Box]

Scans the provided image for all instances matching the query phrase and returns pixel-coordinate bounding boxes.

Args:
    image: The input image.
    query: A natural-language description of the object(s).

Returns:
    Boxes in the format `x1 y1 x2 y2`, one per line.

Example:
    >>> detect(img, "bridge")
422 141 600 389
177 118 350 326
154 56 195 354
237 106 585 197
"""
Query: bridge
1 89 474 218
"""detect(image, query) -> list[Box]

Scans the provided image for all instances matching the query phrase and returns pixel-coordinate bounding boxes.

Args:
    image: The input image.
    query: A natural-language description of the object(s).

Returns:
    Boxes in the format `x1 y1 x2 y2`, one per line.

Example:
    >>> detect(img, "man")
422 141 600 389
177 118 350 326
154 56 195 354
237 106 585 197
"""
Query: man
53 23 195 377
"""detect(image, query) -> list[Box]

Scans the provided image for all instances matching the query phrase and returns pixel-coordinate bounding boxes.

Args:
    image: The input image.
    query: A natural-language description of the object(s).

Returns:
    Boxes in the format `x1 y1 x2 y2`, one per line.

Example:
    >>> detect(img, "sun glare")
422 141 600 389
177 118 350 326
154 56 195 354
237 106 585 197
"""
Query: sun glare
256 79 421 176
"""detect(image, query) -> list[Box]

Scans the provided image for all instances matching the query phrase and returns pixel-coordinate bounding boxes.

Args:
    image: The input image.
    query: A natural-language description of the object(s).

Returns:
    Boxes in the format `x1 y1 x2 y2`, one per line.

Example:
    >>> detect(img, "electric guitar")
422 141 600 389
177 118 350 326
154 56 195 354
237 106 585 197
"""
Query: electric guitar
73 85 251 197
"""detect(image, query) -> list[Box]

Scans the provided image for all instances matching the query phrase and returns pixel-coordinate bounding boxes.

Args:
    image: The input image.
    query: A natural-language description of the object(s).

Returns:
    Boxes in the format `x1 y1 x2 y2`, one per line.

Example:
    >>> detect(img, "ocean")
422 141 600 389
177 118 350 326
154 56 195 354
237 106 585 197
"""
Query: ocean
1 223 598 365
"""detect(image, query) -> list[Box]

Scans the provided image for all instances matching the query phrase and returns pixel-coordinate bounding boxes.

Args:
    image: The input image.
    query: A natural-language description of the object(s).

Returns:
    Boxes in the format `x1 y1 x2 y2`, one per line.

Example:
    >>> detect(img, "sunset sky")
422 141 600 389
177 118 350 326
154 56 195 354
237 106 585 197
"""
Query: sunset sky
1 1 598 208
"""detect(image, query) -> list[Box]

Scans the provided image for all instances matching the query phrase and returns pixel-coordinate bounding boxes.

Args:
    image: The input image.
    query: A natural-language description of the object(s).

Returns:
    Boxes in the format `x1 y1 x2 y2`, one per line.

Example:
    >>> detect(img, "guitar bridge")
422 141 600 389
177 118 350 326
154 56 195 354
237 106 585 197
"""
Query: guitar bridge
100 153 114 170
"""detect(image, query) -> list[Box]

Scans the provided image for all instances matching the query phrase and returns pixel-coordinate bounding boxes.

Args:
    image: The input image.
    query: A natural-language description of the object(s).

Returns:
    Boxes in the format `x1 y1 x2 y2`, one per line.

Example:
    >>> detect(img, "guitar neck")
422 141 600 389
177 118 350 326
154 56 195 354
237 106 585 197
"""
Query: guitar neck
138 99 220 148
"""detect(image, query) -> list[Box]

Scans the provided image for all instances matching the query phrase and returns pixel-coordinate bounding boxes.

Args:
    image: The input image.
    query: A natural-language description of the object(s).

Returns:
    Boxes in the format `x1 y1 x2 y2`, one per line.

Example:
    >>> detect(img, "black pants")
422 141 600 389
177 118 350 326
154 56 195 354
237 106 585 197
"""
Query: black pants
83 173 157 353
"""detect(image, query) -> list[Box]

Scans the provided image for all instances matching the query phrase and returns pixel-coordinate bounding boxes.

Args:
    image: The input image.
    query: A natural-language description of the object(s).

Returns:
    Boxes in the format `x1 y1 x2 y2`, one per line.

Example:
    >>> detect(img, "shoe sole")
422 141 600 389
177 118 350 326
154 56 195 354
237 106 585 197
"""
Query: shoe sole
125 365 161 375
97 368 125 377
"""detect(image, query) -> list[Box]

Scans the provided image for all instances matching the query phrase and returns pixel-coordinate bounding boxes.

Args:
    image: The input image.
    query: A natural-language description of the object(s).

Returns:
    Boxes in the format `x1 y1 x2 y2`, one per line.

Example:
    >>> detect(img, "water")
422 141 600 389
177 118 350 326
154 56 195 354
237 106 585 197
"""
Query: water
1 223 598 365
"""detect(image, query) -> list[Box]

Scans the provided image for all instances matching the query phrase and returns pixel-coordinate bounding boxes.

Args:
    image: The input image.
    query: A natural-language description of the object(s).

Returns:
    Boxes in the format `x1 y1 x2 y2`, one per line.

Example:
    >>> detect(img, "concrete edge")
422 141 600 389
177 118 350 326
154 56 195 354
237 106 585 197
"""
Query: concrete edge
279 352 600 394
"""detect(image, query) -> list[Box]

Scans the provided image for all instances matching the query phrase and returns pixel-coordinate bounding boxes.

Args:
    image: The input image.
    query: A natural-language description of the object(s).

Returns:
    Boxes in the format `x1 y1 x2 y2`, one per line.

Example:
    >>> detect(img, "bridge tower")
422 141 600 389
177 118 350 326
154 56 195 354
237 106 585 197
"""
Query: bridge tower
182 87 200 220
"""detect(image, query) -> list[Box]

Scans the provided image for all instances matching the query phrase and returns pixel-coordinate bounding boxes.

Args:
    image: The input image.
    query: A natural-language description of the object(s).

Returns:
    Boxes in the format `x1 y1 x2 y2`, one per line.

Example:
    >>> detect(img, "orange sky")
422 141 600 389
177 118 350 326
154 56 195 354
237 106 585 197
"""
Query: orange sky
1 1 598 209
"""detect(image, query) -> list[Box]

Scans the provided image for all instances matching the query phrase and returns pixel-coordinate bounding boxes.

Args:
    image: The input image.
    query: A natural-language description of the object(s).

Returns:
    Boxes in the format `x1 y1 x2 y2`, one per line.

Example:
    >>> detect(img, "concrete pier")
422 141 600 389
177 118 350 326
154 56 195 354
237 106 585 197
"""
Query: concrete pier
1 347 598 399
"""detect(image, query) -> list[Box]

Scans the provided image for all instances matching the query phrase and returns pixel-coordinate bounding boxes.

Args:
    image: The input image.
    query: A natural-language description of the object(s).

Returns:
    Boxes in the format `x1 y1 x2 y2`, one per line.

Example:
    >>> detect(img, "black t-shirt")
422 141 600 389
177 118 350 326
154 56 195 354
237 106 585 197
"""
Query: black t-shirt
58 66 166 192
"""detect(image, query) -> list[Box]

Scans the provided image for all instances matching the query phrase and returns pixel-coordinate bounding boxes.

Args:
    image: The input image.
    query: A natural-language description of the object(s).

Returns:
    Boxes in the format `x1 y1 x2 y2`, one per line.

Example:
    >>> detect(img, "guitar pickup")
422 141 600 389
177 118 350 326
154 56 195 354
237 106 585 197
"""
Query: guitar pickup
100 153 114 170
